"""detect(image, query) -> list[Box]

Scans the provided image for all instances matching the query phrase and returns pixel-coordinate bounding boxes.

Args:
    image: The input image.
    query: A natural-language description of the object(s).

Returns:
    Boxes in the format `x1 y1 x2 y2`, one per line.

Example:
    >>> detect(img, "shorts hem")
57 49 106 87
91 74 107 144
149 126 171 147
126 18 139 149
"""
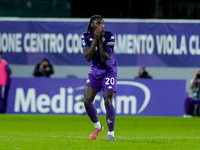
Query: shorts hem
85 85 101 92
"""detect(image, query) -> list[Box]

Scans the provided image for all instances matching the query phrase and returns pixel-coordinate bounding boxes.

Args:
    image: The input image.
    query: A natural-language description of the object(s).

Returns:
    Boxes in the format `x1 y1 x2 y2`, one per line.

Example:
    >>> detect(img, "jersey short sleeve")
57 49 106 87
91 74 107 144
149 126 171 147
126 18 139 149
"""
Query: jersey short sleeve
81 32 90 47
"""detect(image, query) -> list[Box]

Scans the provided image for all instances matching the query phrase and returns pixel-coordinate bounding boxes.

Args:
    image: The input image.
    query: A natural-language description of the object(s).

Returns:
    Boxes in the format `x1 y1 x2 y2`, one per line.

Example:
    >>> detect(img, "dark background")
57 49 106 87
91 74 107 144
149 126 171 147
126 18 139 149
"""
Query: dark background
0 0 200 19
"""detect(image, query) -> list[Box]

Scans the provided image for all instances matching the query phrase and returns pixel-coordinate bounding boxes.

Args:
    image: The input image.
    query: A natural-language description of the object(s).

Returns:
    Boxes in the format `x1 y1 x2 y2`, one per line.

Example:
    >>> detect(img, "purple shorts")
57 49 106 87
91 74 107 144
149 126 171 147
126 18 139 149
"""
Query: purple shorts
85 72 117 92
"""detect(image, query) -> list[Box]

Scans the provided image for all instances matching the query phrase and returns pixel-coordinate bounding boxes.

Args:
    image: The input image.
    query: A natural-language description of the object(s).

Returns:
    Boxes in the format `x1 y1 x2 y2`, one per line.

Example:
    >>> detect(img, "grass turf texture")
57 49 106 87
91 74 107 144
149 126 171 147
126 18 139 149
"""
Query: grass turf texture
0 115 199 150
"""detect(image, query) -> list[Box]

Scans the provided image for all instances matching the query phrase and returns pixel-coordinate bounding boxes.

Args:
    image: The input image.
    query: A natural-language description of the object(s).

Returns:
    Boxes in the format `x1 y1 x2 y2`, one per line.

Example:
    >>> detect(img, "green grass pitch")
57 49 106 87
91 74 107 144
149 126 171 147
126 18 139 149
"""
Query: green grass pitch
0 115 200 150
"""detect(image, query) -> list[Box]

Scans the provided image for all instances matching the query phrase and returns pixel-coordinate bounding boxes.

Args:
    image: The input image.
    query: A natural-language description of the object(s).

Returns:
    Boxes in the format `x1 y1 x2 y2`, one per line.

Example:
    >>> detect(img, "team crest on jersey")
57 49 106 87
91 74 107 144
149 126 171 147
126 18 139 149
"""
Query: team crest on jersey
102 37 105 42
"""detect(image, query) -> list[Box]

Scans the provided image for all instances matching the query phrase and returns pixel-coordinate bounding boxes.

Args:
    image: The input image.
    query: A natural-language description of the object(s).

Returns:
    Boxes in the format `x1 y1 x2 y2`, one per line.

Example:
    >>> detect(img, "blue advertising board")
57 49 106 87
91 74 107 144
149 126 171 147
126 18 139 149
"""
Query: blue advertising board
1 18 200 67
6 78 186 116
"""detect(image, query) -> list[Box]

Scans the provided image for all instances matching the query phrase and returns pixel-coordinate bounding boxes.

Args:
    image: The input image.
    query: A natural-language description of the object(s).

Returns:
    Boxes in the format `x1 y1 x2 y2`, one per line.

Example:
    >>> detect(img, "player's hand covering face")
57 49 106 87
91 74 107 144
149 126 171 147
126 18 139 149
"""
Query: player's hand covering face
92 19 105 39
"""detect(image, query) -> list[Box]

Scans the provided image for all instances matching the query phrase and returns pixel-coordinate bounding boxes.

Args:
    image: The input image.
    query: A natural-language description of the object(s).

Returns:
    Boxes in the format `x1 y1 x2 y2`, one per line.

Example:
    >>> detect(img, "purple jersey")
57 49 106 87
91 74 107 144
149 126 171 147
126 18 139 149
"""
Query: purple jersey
81 31 117 76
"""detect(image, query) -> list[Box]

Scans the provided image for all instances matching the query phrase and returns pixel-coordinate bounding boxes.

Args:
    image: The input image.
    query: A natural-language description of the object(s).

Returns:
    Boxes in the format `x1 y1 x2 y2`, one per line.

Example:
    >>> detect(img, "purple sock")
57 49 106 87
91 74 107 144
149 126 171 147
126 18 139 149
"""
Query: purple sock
106 105 115 131
85 104 99 123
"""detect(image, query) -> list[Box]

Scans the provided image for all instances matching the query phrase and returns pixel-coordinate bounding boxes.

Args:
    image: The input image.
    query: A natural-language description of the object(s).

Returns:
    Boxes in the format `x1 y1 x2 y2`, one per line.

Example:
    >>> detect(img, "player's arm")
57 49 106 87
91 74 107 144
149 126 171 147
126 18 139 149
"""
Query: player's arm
83 38 98 62
99 39 110 63
83 27 105 62
98 27 110 63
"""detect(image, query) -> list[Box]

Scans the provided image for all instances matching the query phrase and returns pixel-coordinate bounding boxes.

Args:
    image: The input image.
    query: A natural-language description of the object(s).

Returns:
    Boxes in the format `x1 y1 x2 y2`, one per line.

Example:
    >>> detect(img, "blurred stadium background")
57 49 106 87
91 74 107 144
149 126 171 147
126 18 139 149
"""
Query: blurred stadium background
1 0 200 19
1 0 200 91
1 1 200 149
1 0 200 115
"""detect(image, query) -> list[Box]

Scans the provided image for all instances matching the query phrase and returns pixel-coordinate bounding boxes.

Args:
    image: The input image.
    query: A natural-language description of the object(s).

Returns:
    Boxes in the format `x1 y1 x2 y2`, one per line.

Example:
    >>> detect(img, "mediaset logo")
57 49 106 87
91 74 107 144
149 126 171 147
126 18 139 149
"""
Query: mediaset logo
14 81 151 115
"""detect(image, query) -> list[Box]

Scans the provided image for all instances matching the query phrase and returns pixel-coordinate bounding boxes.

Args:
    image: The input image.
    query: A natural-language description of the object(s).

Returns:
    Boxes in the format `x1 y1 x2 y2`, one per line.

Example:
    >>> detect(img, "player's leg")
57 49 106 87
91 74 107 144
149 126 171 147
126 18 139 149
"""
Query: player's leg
83 72 104 140
83 86 103 140
102 73 117 140
83 86 99 123
83 73 101 126
103 91 116 141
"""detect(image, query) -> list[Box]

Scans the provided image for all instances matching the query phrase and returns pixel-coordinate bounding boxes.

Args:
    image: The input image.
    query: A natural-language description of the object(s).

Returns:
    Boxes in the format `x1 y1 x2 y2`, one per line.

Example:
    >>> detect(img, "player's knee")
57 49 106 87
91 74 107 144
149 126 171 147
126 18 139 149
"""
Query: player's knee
104 98 113 106
82 97 93 106
103 91 114 106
